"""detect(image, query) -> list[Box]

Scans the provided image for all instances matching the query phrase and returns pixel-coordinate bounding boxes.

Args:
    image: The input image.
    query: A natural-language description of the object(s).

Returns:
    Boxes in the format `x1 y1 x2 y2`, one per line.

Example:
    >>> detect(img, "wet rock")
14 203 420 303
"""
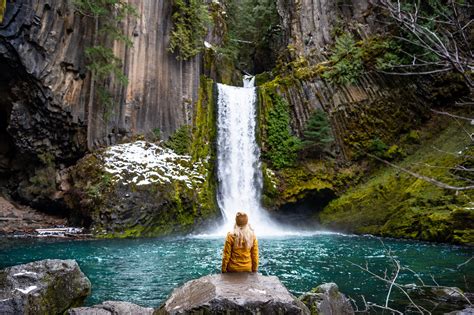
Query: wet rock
0 259 91 314
408 286 473 313
68 301 154 315
157 273 310 314
0 196 67 235
446 307 474 315
64 141 218 238
299 283 354 315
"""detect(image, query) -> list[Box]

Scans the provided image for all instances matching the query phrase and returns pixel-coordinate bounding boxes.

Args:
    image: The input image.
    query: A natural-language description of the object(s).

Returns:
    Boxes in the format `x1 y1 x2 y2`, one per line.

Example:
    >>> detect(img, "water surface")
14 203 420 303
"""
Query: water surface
1 234 472 310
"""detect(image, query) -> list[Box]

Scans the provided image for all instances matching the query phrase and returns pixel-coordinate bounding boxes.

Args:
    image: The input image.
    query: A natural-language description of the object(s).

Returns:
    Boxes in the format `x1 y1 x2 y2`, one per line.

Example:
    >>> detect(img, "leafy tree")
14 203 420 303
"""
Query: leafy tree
168 0 212 61
301 109 334 154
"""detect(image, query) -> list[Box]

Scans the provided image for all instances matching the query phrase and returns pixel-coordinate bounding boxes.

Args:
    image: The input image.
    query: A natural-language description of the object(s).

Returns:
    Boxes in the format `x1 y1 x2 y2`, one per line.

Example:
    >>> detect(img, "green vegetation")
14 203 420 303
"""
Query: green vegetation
319 121 474 245
25 153 57 198
260 90 301 169
322 33 402 85
164 125 192 155
301 109 334 155
222 0 282 72
168 0 211 61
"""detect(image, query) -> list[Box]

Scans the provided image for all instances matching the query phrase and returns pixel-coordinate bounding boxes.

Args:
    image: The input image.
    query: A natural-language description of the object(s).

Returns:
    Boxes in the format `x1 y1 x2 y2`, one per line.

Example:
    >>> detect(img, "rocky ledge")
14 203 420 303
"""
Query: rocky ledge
68 301 154 315
0 259 91 314
157 273 310 314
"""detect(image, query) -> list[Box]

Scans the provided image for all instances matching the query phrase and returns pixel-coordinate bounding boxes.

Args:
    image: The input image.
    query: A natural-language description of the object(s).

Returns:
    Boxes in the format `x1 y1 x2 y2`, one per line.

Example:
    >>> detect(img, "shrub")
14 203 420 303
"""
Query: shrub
164 125 192 155
168 0 211 61
322 33 364 85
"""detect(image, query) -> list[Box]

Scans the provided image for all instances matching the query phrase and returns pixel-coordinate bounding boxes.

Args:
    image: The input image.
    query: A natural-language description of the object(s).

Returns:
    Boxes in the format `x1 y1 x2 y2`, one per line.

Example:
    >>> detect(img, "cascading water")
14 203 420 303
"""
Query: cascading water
216 76 280 235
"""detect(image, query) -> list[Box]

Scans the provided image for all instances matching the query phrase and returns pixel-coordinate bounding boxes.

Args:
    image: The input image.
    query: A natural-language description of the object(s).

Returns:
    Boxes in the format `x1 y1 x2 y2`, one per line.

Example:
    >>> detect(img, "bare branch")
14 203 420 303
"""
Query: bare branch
457 256 474 269
367 153 474 191
431 109 474 122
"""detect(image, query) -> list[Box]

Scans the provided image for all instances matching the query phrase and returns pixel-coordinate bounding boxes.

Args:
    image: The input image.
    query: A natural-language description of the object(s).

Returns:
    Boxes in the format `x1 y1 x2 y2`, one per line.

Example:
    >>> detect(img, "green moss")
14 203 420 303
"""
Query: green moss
163 125 192 155
168 0 211 61
263 159 362 210
319 122 474 245
258 87 301 169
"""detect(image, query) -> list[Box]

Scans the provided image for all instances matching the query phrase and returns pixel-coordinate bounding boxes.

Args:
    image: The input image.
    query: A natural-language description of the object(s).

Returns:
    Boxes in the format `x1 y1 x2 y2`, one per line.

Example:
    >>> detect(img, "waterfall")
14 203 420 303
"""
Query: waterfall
216 76 276 235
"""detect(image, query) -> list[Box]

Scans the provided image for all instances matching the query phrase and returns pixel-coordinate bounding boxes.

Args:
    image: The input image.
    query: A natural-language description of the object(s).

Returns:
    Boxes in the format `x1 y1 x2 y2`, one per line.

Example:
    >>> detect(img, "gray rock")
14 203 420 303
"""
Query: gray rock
0 259 91 314
445 307 474 315
299 283 354 315
68 301 154 315
408 286 473 313
157 273 310 314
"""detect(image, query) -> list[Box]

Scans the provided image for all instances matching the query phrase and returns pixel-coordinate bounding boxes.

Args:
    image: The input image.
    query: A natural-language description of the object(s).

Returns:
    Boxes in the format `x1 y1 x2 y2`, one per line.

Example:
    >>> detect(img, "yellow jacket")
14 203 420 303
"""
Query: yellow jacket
221 233 259 273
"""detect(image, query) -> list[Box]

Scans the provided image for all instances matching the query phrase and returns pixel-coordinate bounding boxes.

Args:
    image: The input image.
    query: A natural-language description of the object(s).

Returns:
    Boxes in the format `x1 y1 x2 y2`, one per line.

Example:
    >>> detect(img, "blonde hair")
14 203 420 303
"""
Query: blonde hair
233 224 255 249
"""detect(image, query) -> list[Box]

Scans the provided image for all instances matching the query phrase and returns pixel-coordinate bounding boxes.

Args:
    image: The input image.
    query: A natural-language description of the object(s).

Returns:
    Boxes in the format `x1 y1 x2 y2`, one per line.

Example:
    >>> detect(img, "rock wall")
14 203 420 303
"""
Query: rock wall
271 0 429 159
0 0 203 166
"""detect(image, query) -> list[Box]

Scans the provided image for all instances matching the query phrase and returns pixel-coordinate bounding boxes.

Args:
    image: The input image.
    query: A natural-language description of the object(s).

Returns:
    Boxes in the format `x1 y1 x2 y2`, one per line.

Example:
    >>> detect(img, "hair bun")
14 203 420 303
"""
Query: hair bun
235 212 248 227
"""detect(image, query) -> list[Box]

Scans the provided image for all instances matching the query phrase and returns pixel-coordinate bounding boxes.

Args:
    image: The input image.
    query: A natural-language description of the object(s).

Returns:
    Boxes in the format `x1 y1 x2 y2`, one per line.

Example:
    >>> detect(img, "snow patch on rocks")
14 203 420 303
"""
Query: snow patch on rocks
104 141 205 189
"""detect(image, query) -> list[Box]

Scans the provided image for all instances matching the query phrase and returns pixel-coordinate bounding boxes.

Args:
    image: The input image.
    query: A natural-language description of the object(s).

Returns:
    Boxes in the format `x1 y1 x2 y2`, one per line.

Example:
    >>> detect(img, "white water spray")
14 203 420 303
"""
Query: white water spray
216 77 281 235
194 77 340 238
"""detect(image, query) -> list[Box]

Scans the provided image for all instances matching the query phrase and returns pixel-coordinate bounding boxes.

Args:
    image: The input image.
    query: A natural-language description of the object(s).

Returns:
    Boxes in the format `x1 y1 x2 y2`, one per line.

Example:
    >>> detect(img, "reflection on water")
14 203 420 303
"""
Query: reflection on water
0 235 472 309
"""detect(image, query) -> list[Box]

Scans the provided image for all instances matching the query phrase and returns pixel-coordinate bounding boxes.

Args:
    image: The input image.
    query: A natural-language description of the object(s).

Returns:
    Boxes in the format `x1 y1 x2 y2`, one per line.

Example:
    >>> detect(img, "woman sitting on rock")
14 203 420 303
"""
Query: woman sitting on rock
221 212 259 273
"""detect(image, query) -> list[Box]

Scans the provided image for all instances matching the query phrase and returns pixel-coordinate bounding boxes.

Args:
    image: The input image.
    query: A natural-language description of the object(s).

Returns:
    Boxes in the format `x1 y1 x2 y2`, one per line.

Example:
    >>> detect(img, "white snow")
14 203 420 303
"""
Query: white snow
15 286 38 294
103 141 206 189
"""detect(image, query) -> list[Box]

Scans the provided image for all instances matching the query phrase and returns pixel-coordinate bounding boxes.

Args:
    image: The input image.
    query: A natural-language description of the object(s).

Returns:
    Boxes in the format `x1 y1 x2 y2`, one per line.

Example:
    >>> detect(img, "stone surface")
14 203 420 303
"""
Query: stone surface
157 273 310 314
408 286 474 313
63 141 218 237
0 196 66 235
446 307 474 315
68 301 154 315
299 283 354 315
0 0 204 155
0 259 91 314
0 0 221 224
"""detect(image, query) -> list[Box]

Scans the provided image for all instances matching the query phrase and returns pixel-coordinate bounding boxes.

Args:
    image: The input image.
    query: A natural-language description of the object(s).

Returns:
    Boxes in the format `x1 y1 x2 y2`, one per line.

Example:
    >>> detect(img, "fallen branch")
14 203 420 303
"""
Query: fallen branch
367 153 474 191
431 110 474 122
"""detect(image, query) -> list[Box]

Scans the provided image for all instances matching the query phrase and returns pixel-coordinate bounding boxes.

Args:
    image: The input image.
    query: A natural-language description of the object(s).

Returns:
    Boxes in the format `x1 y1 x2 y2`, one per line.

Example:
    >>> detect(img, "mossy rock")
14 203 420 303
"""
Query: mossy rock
319 121 474 245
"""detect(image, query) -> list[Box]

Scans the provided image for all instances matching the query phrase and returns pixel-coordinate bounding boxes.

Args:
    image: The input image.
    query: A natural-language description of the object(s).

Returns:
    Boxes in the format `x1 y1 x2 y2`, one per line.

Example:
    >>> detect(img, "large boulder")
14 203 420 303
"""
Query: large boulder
157 273 310 314
0 259 91 314
64 141 218 238
299 283 354 315
68 301 154 315
408 286 474 313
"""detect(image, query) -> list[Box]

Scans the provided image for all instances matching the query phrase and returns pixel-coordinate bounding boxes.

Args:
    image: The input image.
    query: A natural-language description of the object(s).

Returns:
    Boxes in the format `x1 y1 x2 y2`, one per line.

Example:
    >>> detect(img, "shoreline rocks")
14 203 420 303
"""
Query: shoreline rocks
157 273 310 314
299 283 354 315
0 259 91 314
68 301 154 315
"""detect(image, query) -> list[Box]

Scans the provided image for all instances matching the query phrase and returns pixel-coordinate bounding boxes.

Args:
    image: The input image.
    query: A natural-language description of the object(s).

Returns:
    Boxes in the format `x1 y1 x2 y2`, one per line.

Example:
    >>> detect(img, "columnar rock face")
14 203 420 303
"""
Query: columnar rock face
0 259 91 314
92 0 202 146
158 273 310 314
0 0 202 165
272 0 428 159
277 0 371 55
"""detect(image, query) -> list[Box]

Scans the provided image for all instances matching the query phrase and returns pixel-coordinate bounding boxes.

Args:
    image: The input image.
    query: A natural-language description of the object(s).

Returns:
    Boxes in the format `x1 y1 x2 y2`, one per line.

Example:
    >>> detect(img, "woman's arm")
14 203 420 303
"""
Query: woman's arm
221 233 233 273
251 238 259 272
